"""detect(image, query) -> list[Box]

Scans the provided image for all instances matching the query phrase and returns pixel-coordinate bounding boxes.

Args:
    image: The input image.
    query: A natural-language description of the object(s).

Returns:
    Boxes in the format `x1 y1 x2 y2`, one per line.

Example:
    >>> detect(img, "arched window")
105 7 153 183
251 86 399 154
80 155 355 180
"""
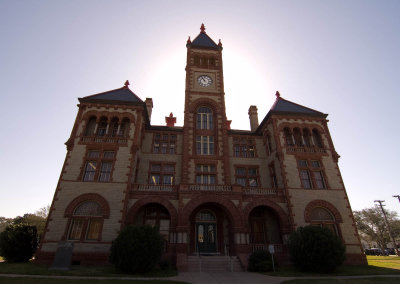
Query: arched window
118 118 130 137
284 128 294 146
293 128 303 146
194 56 200 65
68 201 104 241
134 204 171 242
109 117 119 137
303 128 311 146
266 133 273 154
84 116 97 136
310 207 338 235
201 56 207 66
196 210 216 222
312 129 323 148
197 107 213 130
96 117 108 137
209 57 215 66
249 206 281 244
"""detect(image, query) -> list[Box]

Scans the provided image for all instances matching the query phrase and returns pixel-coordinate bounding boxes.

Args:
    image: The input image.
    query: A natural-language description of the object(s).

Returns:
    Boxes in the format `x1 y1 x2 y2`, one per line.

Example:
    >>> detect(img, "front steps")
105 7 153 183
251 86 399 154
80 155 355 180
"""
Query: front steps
187 255 243 272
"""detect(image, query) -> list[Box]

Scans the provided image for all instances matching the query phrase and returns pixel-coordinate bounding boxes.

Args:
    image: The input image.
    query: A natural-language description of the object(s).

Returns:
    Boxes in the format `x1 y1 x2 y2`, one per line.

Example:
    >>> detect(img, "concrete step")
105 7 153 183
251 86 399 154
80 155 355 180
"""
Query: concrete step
187 255 243 272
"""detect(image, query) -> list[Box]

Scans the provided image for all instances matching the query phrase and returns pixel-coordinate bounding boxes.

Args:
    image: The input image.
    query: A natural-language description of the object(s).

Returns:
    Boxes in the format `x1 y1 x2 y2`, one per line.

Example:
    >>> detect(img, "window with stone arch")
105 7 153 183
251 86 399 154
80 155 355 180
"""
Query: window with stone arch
312 128 324 148
284 127 294 146
85 116 97 136
309 207 339 235
67 201 104 241
196 107 213 130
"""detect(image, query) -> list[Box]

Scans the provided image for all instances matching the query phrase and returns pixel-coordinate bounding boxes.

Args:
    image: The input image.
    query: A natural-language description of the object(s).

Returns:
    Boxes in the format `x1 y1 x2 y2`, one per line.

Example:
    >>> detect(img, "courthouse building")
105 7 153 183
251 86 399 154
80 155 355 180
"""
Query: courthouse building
36 25 366 270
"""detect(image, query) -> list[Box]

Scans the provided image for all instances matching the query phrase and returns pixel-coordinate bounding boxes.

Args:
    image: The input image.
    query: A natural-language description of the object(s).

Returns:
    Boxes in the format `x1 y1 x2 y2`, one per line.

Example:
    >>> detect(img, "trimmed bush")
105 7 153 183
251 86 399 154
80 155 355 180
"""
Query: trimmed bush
110 225 164 273
248 250 274 272
0 223 38 262
288 226 345 273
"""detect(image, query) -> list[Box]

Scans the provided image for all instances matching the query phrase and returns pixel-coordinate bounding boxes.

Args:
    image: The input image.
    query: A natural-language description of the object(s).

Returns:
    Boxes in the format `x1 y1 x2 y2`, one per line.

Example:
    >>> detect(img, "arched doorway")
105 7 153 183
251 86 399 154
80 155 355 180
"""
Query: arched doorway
132 203 171 249
190 204 233 255
195 209 217 253
248 206 282 248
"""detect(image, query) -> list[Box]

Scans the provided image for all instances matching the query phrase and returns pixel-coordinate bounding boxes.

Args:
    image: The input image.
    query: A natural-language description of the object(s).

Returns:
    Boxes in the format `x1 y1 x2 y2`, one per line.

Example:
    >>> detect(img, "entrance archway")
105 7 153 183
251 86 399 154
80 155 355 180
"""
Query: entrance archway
248 206 282 246
130 203 171 250
189 203 233 255
195 209 217 253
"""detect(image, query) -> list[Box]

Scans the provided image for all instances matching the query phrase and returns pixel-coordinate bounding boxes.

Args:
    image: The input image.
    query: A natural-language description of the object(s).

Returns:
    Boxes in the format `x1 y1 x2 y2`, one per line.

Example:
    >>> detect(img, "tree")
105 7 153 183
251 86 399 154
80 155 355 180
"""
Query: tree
288 226 345 273
354 207 400 251
0 217 13 233
34 205 50 219
13 213 47 239
110 225 165 273
0 223 38 262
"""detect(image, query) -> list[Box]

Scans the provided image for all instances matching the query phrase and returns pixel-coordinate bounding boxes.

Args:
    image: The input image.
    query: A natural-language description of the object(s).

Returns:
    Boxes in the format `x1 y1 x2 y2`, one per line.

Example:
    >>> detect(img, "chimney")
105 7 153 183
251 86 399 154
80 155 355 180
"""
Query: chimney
165 113 176 127
145 98 153 122
248 105 259 132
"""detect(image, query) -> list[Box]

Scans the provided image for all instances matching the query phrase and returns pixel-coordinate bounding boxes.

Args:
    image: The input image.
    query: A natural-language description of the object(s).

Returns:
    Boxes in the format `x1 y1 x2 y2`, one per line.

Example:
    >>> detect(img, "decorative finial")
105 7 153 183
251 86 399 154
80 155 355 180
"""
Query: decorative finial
218 39 222 47
200 23 206 33
275 91 280 98
169 112 173 118
124 80 130 88
187 36 191 44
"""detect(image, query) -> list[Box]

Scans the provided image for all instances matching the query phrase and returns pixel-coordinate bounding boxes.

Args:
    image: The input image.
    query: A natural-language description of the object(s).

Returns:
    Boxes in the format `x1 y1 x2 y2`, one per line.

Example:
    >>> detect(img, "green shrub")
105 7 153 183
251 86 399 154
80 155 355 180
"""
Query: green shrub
158 259 171 270
248 250 274 272
0 223 38 262
288 226 345 273
110 225 164 273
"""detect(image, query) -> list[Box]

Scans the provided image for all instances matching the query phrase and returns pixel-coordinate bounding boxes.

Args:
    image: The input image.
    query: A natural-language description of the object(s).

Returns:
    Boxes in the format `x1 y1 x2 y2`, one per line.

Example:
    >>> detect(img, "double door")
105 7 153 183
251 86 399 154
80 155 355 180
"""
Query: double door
196 222 216 253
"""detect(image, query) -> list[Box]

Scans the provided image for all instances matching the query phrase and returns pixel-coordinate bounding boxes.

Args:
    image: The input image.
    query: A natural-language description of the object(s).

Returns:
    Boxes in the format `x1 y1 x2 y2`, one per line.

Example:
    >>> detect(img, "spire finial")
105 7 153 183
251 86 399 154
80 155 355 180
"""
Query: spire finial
200 23 206 34
187 36 191 44
218 39 222 47
275 91 281 98
124 80 130 88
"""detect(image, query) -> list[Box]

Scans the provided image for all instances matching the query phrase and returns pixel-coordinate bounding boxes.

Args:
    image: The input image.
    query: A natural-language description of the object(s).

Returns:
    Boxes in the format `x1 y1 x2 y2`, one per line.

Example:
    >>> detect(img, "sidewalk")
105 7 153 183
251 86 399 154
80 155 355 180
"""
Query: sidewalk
0 272 400 284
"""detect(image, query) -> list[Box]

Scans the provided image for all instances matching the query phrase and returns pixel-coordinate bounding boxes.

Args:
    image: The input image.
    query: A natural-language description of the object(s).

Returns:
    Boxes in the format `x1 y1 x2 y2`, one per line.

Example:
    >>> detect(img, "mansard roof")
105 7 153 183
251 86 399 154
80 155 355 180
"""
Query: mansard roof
79 83 143 105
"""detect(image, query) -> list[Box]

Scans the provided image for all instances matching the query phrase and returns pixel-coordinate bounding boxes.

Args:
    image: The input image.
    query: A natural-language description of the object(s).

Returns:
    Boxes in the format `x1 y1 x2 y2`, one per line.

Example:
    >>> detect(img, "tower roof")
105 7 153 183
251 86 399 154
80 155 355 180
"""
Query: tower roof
188 24 220 49
256 92 327 133
78 81 143 105
271 98 325 116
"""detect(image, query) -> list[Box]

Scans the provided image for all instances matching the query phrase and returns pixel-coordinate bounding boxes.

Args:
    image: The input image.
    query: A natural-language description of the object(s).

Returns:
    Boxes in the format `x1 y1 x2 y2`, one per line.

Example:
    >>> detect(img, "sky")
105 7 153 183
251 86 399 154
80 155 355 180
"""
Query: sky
0 0 400 218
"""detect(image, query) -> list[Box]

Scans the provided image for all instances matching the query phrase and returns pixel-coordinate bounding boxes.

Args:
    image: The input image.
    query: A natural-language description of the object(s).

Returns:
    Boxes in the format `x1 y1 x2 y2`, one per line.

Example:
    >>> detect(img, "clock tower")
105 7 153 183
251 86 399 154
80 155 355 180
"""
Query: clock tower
181 24 231 186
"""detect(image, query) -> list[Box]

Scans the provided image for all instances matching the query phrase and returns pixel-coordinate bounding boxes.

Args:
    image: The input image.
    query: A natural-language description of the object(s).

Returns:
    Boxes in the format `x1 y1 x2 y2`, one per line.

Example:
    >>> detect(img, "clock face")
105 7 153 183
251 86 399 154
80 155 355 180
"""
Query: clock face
197 75 213 87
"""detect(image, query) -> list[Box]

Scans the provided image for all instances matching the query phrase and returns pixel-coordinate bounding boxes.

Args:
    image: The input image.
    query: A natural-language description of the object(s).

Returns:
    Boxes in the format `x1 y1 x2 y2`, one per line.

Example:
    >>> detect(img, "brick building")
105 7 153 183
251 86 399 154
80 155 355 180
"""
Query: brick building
36 25 366 270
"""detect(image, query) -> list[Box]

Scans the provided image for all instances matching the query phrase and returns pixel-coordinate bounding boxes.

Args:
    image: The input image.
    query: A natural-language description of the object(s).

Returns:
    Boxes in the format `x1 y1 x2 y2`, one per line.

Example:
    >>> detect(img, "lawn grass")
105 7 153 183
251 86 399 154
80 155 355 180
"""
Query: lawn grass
282 277 400 284
0 261 177 278
0 278 186 284
263 256 400 277
367 256 400 269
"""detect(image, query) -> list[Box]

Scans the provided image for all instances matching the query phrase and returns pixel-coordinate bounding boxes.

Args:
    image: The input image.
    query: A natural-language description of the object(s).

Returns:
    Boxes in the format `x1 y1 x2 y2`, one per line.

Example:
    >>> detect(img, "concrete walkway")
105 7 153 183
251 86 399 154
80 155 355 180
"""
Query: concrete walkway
1 272 400 284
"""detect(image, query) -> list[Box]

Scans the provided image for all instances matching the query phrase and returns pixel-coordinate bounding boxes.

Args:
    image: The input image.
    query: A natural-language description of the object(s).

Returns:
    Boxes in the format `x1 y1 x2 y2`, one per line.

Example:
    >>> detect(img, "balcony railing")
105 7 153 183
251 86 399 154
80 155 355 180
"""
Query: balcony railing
131 184 277 194
189 185 232 192
286 146 326 154
134 184 176 192
251 243 284 253
80 136 128 144
243 188 277 195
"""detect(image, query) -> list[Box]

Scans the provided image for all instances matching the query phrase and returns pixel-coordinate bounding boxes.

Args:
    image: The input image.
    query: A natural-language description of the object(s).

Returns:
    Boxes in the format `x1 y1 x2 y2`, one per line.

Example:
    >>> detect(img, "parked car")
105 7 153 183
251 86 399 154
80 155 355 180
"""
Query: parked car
365 248 388 256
